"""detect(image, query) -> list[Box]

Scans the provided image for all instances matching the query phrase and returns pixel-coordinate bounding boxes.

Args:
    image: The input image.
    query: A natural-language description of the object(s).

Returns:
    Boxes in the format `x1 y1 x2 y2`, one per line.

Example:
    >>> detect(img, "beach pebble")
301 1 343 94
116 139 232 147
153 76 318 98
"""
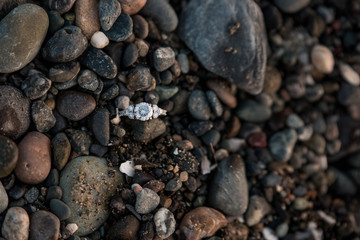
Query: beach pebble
263 66 282 94
0 135 18 178
338 61 360 86
206 90 223 117
206 79 237 109
31 100 56 133
127 66 156 91
274 0 311 13
135 187 160 214
48 10 64 34
75 0 101 39
48 0 76 14
106 215 140 240
0 182 8 214
311 45 334 74
122 43 139 67
77 70 99 91
286 113 304 129
15 132 51 184
236 100 272 122
50 199 72 220
91 31 110 49
0 4 48 73
104 13 133 42
245 196 272 226
1 207 29 240
180 207 227 240
188 90 211 121
67 129 92 155
90 108 110 146
99 0 121 31
155 86 179 101
49 61 80 83
29 210 60 240
133 15 149 39
154 208 176 239
21 70 52 100
46 186 63 201
153 47 175 72
269 129 297 162
132 119 166 142
24 187 39 203
120 0 147 15
141 0 177 32
52 132 71 171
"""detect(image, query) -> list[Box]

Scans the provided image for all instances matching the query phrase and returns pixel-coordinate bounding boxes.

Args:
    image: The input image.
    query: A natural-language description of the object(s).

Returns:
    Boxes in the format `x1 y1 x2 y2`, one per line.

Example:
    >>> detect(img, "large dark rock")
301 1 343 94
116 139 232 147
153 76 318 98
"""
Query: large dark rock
179 0 267 94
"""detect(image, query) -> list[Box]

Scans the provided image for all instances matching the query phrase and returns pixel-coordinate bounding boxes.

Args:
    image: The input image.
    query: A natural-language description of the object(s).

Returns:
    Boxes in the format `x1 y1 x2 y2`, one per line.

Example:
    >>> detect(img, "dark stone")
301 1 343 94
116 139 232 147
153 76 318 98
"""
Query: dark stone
189 121 213 136
132 15 149 39
90 108 110 146
122 43 139 67
99 0 122 31
236 100 272 122
67 129 92 155
46 186 63 201
48 10 64 34
77 69 99 91
262 4 283 31
153 47 175 72
21 69 51 100
48 0 76 14
31 100 56 133
101 84 119 100
79 47 118 79
90 144 108 157
201 129 221 146
127 66 155 91
208 155 248 216
179 0 267 94
50 199 72 220
29 210 60 240
8 184 26 200
24 187 39 204
43 25 88 62
106 215 140 240
188 90 211 121
0 135 18 178
49 61 80 83
132 119 166 143
104 13 133 42
45 169 60 187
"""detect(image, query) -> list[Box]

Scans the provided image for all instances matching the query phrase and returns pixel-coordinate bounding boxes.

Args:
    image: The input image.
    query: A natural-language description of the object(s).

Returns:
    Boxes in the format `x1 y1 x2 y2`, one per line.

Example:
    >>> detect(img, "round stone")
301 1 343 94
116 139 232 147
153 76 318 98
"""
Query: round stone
311 45 334 74
15 132 51 185
77 69 99 91
141 0 178 32
153 47 175 72
106 215 140 240
0 4 49 73
269 129 297 162
131 118 166 142
236 100 272 122
274 0 311 13
99 0 122 31
50 199 72 220
122 43 139 67
1 207 29 240
21 70 51 100
0 134 18 178
133 14 149 39
104 13 133 42
127 66 156 91
48 0 76 14
31 100 56 133
135 188 160 214
29 210 60 240
0 182 8 214
90 31 109 49
51 132 71 171
154 208 176 239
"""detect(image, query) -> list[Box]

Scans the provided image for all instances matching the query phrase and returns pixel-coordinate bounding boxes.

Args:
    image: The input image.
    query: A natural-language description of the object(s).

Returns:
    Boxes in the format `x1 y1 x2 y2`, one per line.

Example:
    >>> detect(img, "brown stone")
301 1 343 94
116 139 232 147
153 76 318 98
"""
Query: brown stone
180 207 227 240
30 210 60 240
248 132 267 148
263 66 282 94
119 0 147 15
206 79 237 109
75 0 100 39
15 132 51 184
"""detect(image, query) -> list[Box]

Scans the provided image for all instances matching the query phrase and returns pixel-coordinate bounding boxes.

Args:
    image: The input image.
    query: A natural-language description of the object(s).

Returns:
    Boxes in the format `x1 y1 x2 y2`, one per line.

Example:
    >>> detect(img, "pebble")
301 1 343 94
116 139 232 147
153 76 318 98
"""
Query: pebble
90 108 110 146
177 53 190 74
79 47 118 79
49 61 80 83
263 66 282 94
0 4 48 73
153 47 176 72
43 26 88 62
99 0 121 31
165 178 182 192
263 3 283 31
91 31 110 49
293 197 311 211
311 45 334 74
141 0 178 32
286 113 304 129
50 199 72 220
15 132 51 184
133 15 149 39
31 100 56 133
115 95 130 110
24 187 39 204
304 134 326 155
247 132 267 148
123 43 139 67
135 187 160 214
48 0 76 14
155 86 179 101
120 0 147 15
0 135 18 178
8 184 26 200
201 129 221 146
48 10 64 34
236 100 272 122
101 84 119 101
297 125 313 141
77 69 99 91
75 0 101 39
59 156 123 236
206 79 237 109
51 132 71 170
21 70 51 100
276 223 289 238
46 186 63 201
153 208 176 239
189 121 213 136
179 0 266 94
262 173 281 187
274 0 311 13
46 168 60 187
135 39 149 57
106 215 140 240
208 155 248 216
206 91 223 117
67 129 92 155
286 75 306 99
104 13 133 42
56 90 96 121
0 182 8 214
338 61 360 86
1 207 29 240
132 119 166 142
269 129 297 162
188 90 211 121
127 66 156 91
30 210 60 240
180 207 227 240
245 196 272 226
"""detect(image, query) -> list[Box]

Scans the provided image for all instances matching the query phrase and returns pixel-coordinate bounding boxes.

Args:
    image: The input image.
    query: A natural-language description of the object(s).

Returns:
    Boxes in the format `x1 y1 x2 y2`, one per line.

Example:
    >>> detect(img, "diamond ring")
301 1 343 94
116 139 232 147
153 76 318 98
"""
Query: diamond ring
111 102 167 123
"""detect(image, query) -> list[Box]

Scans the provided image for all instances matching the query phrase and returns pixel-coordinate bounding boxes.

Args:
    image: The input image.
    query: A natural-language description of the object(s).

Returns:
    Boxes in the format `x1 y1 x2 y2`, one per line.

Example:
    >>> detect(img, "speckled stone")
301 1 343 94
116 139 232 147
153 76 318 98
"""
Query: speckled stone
1 207 29 240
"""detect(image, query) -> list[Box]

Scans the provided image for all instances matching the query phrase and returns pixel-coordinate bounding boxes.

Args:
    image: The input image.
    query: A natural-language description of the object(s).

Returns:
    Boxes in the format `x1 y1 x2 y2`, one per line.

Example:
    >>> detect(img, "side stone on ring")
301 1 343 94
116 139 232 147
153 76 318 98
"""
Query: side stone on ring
111 102 167 123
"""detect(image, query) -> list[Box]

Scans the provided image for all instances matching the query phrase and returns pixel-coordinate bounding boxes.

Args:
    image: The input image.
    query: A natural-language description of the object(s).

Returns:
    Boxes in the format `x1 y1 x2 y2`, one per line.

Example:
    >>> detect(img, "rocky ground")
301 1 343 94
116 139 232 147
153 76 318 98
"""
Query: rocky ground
0 0 360 239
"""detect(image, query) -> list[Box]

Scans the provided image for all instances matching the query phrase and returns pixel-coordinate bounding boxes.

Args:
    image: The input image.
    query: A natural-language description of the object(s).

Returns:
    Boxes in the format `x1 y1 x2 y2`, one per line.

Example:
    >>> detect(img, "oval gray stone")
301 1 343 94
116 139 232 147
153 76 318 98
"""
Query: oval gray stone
269 129 297 162
179 0 267 94
188 90 211 121
59 156 123 236
0 4 49 73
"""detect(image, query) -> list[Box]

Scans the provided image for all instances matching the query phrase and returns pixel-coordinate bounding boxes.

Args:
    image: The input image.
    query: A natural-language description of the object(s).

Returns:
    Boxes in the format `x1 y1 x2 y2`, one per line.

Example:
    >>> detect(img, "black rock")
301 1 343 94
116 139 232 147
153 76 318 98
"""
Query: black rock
132 15 149 39
30 210 60 240
50 110 67 134
47 10 64 34
31 100 56 133
127 66 155 91
48 0 76 14
67 129 92 155
43 25 88 62
122 43 139 67
189 121 213 136
188 90 211 121
179 0 267 94
24 187 39 204
49 61 80 83
90 108 110 146
208 154 249 216
262 4 283 31
46 186 63 201
139 221 155 240
90 144 108 157
45 169 60 187
0 135 18 178
99 0 122 31
50 199 72 220
101 83 119 100
104 13 133 42
77 69 99 91
106 215 140 240
132 119 166 143
79 47 118 79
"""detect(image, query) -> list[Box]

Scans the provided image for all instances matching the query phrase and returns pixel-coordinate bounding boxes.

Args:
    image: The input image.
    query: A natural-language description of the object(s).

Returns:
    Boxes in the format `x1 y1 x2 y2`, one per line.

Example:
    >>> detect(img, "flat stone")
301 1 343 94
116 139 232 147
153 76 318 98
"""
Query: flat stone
141 0 178 32
0 134 18 178
179 0 267 94
135 188 160 214
52 132 71 171
99 0 122 31
104 13 133 42
75 0 101 39
1 207 29 240
59 156 123 236
29 210 60 240
208 154 248 216
155 86 179 101
50 199 72 220
0 4 48 73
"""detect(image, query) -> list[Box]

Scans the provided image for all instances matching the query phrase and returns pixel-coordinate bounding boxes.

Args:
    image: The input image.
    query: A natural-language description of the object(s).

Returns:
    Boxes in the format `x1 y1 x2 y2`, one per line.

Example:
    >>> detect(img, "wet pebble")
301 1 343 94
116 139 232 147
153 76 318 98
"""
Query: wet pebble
31 100 56 133
1 207 29 240
90 108 110 146
134 186 160 214
90 31 110 49
263 66 282 94
0 86 30 139
135 39 149 57
206 91 223 117
77 69 99 91
49 61 80 83
56 90 96 121
50 199 72 220
48 0 76 14
153 47 175 72
338 61 360 86
269 129 297 162
208 155 248 216
165 178 182 192
132 119 166 142
8 184 26 200
30 210 60 240
15 132 51 184
75 0 101 39
43 26 88 62
21 70 51 100
0 182 8 214
141 0 177 32
311 45 334 74
99 0 121 31
189 121 213 136
180 207 227 240
127 66 155 91
60 156 123 236
24 187 39 204
274 0 311 13
123 43 139 67
177 53 190 74
0 4 49 73
115 95 130 110
133 15 149 39
245 196 272 226
79 47 118 79
143 180 165 193
101 83 119 100
0 135 18 178
236 100 271 122
154 208 176 239
188 90 211 121
104 13 133 42
106 215 140 240
120 0 147 15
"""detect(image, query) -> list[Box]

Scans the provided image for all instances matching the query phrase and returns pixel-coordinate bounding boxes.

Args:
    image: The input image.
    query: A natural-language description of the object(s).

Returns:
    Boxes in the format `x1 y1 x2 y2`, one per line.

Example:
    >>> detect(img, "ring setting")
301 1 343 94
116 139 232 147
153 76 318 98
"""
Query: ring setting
113 102 167 122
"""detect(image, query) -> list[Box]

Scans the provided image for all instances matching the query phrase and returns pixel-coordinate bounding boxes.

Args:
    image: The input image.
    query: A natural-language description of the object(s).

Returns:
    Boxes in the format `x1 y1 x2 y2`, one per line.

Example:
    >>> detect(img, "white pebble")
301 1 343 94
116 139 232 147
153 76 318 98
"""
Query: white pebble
311 45 334 74
65 223 79 235
119 160 135 177
90 31 109 49
154 208 176 239
338 61 360 86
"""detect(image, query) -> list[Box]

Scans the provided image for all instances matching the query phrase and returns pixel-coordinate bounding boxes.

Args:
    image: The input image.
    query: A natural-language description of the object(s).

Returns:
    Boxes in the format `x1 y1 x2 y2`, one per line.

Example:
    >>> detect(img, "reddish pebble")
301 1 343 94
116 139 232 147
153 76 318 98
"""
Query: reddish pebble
15 132 51 184
248 132 267 148
180 207 227 240
119 0 147 15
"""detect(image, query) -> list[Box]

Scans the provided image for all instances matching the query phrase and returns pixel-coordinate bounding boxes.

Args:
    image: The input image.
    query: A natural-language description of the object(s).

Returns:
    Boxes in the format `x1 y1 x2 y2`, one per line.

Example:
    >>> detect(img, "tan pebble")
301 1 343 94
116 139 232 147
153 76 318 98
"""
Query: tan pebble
90 31 109 49
119 0 147 15
160 195 172 208
338 61 360 86
75 0 101 39
311 45 334 74
44 98 55 110
2 207 29 240
131 183 143 195
173 165 179 173
180 171 188 182
135 39 149 57
180 207 227 240
206 79 237 108
15 131 51 184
